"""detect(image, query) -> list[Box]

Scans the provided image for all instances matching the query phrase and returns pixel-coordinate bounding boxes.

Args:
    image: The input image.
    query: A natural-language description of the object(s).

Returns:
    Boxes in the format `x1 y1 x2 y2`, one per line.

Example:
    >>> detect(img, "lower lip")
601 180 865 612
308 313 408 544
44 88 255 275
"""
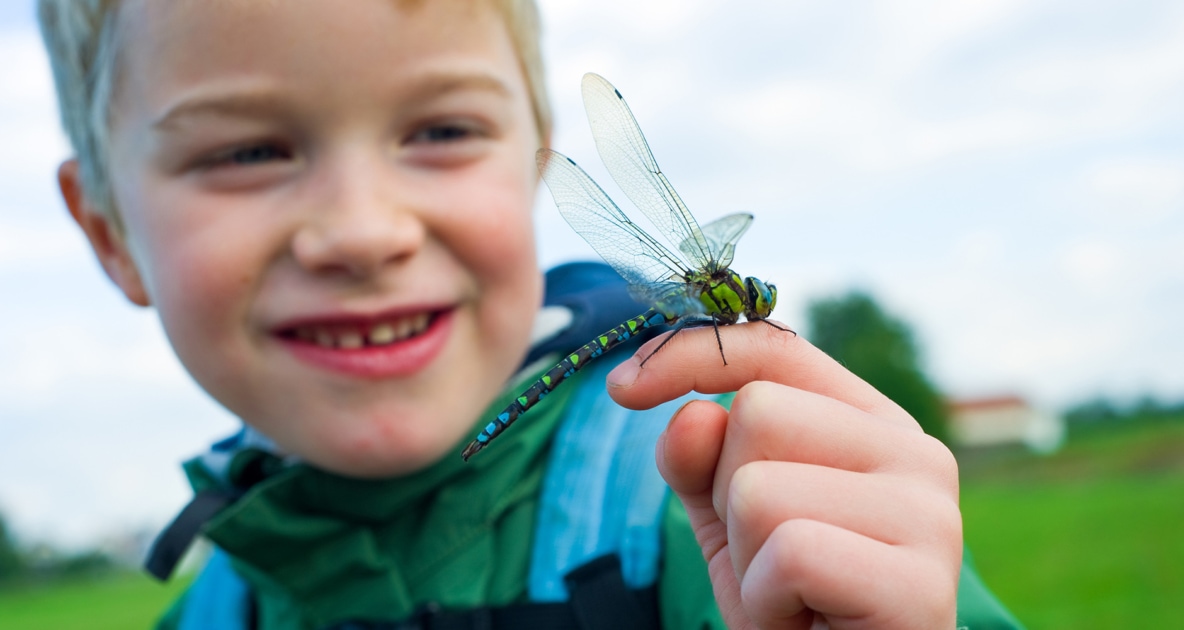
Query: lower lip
279 310 453 379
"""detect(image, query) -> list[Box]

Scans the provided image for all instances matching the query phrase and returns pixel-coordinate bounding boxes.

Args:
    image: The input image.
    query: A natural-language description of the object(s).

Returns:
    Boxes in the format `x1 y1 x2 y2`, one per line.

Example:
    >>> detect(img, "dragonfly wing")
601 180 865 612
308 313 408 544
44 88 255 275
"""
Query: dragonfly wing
685 212 753 269
537 149 690 290
628 281 706 318
580 73 715 269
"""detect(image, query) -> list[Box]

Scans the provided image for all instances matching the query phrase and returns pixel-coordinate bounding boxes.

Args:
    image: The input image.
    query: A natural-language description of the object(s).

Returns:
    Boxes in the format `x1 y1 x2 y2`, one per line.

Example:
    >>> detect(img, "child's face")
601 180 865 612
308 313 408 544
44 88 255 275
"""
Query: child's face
85 0 544 475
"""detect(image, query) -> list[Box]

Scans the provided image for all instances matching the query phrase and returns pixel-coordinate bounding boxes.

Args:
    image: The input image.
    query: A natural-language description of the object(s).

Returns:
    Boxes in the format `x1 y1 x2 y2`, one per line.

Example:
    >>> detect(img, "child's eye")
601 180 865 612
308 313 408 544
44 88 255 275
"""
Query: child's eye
221 144 291 165
183 141 297 190
407 122 483 145
229 144 290 164
420 125 470 142
402 119 493 167
397 118 490 166
202 143 293 169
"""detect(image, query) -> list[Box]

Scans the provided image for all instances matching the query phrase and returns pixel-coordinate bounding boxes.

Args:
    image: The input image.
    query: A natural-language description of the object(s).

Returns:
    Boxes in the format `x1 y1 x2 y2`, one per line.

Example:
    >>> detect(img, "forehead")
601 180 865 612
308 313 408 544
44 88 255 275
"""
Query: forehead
112 0 525 113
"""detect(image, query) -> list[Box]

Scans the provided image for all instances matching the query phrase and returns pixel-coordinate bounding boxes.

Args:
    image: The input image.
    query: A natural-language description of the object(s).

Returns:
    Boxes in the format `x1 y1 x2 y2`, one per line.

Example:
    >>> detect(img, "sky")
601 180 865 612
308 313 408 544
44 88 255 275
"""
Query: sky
1 0 1182 550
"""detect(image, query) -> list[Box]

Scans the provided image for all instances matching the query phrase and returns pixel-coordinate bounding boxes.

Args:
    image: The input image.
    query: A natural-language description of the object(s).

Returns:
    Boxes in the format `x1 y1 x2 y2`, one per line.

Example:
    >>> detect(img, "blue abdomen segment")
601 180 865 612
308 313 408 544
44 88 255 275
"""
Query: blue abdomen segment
461 309 669 460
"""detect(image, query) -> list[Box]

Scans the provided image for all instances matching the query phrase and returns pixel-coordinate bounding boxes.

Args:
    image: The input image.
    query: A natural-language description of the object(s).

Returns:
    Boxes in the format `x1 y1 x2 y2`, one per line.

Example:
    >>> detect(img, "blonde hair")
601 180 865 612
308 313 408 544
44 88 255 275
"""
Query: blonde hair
37 0 552 223
38 0 123 222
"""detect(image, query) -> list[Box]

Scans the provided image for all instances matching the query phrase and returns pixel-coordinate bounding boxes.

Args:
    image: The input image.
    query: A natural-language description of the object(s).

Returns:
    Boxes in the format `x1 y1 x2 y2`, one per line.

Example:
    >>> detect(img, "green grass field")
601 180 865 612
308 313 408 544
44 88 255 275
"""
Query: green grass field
0 571 190 630
959 418 1184 629
1 418 1180 629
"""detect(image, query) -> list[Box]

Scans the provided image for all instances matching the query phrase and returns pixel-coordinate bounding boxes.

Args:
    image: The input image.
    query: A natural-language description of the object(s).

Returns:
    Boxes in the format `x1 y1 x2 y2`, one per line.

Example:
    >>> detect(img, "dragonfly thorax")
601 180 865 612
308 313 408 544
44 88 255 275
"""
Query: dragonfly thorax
687 269 775 324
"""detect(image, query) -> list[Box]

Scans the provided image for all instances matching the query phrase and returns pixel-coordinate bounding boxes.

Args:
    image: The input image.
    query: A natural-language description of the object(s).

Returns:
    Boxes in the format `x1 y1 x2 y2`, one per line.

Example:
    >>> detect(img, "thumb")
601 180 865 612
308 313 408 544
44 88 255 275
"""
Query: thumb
658 400 729 518
658 400 753 628
657 399 730 540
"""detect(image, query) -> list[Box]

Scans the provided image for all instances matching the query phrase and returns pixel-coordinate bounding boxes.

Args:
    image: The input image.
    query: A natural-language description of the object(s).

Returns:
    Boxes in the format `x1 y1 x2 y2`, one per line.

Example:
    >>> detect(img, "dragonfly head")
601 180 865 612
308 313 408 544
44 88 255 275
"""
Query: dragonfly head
744 276 777 321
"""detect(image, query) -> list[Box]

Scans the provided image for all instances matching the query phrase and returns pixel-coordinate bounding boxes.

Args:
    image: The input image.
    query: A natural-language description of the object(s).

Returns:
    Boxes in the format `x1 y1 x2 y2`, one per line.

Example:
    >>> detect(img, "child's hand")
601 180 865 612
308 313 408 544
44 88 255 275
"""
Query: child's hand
607 324 961 629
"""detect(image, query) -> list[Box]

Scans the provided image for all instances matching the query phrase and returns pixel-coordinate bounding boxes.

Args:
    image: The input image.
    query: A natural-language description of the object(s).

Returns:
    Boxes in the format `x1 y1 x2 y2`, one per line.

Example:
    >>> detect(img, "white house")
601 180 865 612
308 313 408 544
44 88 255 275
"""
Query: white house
947 395 1065 453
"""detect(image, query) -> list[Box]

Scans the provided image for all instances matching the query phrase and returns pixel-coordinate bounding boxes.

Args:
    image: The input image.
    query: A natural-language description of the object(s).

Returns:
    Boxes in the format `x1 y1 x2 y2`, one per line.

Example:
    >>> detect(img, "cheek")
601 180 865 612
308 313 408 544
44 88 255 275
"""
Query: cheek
444 167 540 286
154 238 256 380
119 189 264 365
444 167 543 354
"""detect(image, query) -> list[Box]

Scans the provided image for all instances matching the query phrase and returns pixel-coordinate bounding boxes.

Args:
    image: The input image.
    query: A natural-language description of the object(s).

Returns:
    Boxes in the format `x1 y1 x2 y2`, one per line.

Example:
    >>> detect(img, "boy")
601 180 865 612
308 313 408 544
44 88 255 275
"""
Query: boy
39 0 1020 628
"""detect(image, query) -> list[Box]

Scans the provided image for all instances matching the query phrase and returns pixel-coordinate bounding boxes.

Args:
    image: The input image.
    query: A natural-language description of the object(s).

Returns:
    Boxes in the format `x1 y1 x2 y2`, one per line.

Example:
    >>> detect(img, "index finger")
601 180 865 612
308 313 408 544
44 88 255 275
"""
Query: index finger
606 320 917 430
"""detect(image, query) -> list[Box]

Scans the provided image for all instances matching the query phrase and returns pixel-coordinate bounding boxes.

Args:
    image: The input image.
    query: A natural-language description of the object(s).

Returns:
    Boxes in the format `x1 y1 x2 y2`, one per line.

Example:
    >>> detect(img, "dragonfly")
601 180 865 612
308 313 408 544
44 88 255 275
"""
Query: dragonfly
461 73 791 461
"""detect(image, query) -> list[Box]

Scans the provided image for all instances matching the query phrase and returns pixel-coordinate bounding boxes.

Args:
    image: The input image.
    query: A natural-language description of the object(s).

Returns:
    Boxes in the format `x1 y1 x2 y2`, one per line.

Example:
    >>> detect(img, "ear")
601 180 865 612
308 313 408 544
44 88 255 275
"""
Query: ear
58 160 152 307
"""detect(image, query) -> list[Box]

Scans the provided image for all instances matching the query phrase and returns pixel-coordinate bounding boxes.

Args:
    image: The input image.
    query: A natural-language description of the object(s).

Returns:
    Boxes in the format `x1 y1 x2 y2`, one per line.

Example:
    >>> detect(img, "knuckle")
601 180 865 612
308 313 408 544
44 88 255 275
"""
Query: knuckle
931 494 965 551
732 380 769 412
766 519 824 574
730 381 788 433
911 432 960 493
726 461 768 526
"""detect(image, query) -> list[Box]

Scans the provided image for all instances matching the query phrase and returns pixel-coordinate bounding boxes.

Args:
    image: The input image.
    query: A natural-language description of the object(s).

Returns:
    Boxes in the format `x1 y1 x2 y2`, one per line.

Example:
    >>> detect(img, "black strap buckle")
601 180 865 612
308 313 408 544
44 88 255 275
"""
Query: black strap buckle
322 554 659 630
564 554 657 630
388 602 493 630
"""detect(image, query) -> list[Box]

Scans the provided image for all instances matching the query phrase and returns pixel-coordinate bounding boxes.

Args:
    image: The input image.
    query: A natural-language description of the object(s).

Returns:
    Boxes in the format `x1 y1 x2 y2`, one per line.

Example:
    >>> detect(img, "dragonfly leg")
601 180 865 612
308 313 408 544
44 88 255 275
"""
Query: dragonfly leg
638 317 726 367
760 319 797 336
637 324 683 368
711 315 727 365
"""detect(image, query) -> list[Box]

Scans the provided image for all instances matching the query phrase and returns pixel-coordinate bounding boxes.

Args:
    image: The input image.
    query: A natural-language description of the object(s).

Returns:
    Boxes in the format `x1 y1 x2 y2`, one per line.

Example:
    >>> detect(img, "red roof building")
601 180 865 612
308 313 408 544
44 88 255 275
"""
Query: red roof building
947 395 1064 452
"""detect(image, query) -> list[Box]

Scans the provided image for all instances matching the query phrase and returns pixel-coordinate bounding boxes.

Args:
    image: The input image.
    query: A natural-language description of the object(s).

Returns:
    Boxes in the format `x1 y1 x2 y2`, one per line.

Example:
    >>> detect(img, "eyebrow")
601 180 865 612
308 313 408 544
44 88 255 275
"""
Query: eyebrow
152 72 514 131
408 72 514 101
153 89 287 132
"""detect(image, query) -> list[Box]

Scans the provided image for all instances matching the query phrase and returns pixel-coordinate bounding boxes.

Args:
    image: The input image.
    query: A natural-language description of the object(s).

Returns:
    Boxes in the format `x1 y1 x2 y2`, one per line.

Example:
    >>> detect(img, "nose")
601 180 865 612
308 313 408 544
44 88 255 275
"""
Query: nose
291 157 426 278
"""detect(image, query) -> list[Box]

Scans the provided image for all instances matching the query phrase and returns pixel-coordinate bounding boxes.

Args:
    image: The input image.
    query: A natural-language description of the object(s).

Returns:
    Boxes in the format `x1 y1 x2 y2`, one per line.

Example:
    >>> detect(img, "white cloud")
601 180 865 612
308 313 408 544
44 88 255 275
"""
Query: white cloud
868 0 1034 77
694 1 1184 180
1057 238 1126 297
952 229 1008 269
0 29 70 179
1 316 189 402
1083 157 1184 223
0 29 54 101
0 218 89 269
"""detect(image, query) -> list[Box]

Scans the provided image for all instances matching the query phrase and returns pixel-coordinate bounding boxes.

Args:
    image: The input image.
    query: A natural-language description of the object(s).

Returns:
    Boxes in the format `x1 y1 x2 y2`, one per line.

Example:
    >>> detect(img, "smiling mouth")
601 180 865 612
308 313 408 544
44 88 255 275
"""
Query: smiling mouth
278 310 441 349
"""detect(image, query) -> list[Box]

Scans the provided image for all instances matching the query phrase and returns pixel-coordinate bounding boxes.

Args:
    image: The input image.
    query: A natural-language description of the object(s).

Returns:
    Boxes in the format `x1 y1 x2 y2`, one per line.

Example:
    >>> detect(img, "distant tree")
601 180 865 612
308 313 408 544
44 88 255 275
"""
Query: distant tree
1066 394 1184 426
54 549 115 578
1064 397 1123 425
1131 395 1184 420
0 511 25 581
806 291 949 444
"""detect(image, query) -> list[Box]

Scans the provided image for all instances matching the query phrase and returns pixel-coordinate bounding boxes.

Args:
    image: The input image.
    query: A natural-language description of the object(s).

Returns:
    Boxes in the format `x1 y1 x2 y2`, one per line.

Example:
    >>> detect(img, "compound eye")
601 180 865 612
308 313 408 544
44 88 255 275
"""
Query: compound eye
745 277 776 318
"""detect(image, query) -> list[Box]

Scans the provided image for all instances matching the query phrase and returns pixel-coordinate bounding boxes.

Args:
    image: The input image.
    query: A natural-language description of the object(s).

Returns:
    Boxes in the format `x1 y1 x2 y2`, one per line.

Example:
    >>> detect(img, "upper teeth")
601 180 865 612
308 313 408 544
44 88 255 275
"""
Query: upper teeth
369 324 396 344
297 313 430 349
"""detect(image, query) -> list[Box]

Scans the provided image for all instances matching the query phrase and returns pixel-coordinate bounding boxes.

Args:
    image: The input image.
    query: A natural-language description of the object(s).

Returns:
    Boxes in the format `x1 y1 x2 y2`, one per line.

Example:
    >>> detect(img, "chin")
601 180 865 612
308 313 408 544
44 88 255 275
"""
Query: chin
302 418 461 478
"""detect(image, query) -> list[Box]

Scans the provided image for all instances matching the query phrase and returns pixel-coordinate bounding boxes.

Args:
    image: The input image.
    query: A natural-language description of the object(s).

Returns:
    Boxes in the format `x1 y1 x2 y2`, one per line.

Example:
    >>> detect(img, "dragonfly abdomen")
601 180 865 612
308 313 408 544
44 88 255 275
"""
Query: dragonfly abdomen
461 308 669 460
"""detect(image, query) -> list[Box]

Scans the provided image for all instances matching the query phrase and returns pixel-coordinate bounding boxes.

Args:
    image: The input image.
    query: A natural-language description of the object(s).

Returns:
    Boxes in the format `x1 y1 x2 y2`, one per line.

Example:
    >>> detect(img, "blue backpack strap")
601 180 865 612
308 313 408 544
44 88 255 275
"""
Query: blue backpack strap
524 262 651 368
528 352 694 601
176 548 252 630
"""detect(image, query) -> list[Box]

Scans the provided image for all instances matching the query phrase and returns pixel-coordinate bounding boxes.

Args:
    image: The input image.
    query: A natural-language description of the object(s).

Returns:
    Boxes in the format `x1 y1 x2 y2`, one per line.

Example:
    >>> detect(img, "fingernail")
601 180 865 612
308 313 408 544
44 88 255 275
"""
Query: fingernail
654 428 668 467
655 401 690 473
668 400 693 426
607 356 640 388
